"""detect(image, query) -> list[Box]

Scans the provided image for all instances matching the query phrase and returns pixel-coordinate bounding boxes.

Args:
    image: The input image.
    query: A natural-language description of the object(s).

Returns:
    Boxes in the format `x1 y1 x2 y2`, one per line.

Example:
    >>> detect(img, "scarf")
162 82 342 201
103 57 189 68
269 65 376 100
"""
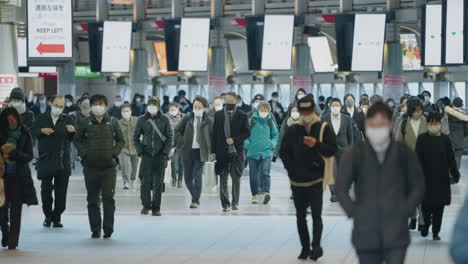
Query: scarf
287 117 300 127
224 108 236 153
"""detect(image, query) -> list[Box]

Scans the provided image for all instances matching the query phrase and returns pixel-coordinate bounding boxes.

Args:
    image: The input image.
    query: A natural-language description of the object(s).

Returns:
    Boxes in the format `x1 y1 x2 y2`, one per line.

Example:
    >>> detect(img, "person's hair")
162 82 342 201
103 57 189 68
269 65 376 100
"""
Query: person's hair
178 90 186 97
427 112 442 123
330 98 342 106
343 94 355 103
370 95 384 105
90 94 108 106
386 98 395 104
406 98 424 116
115 95 122 99
421 90 432 97
193 96 209 108
366 102 393 121
213 96 222 103
169 102 179 109
120 103 131 111
257 101 271 111
318 95 325 101
361 94 369 98
163 95 170 102
0 107 21 134
400 95 409 104
65 94 74 101
359 98 370 106
225 91 237 99
271 92 279 97
50 96 65 104
173 95 180 103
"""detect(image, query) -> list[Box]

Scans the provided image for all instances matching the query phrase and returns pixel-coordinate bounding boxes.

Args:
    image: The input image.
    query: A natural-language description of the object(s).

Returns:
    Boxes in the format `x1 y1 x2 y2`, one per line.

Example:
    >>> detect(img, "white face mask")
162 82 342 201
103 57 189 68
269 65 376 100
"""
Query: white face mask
194 110 204 118
147 105 159 115
51 106 63 117
331 106 341 116
424 96 431 103
39 99 47 105
169 110 178 117
297 94 306 100
366 127 391 151
122 112 131 120
115 101 122 107
66 102 73 108
259 112 269 119
236 102 242 107
253 102 260 109
91 105 106 117
214 105 223 111
10 101 26 114
428 125 441 134
291 111 300 120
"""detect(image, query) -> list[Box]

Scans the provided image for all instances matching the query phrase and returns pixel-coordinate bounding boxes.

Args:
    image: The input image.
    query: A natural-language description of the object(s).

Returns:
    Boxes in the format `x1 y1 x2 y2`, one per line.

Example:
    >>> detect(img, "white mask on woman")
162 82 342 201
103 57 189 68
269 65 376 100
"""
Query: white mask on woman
290 111 300 120
259 112 269 119
122 112 131 120
194 110 204 118
51 106 63 117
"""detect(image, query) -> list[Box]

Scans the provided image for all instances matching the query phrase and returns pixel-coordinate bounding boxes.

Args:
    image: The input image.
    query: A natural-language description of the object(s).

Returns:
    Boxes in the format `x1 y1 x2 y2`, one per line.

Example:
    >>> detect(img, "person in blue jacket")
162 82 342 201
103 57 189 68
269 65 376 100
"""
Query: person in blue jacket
451 197 468 264
244 101 278 205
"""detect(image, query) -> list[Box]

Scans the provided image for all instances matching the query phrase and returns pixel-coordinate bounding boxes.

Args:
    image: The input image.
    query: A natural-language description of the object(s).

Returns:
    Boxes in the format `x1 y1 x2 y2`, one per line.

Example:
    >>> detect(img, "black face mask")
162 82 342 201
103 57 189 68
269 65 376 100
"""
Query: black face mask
225 104 236 111
319 103 325 110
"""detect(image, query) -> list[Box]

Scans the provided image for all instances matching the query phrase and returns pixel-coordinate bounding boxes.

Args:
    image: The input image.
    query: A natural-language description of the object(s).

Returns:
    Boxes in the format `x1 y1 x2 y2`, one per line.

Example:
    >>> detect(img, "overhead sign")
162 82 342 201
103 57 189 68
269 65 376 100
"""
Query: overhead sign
0 74 17 105
27 0 73 58
423 5 443 66
351 14 386 71
178 18 210 72
444 0 465 64
308 37 336 73
101 21 132 73
75 65 102 78
261 15 294 70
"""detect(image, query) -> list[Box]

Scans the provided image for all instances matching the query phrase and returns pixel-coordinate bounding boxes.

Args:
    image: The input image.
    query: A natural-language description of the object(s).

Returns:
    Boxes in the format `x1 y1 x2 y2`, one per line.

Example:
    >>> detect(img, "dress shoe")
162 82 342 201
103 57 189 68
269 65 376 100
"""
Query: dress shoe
433 234 441 241
330 195 337 203
103 233 112 239
409 219 417 230
263 193 271 205
152 211 162 216
52 222 64 228
421 228 429 237
310 247 324 261
141 208 150 215
298 248 310 260
91 232 101 239
1 232 8 248
43 218 52 228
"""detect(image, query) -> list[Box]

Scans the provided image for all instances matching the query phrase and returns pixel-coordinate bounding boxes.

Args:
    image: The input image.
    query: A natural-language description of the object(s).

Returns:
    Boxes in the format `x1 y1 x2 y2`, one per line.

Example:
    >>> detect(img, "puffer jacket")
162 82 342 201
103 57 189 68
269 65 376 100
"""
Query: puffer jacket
118 116 138 156
244 111 278 160
133 112 173 158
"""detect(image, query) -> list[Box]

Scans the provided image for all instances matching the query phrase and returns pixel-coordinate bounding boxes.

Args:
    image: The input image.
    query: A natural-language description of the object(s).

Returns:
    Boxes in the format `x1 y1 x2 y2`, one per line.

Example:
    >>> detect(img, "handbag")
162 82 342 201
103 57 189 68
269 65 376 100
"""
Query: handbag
204 161 217 188
164 161 172 184
319 122 335 187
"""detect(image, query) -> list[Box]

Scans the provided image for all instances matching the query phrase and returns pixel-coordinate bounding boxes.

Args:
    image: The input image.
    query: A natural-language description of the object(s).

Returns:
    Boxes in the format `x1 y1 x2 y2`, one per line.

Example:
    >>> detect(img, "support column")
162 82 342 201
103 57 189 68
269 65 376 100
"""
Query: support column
96 0 108 21
340 0 352 13
252 0 265 16
386 0 399 11
295 0 308 16
172 0 183 18
208 0 227 101
414 0 426 7
131 0 148 98
382 24 404 100
58 60 76 96
0 24 18 102
291 45 312 99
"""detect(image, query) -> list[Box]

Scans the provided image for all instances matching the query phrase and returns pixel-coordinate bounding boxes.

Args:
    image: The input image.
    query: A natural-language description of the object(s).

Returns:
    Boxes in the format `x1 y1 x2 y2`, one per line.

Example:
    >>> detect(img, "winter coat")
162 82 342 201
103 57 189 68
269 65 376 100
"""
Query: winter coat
20 110 35 130
416 133 460 206
396 116 428 151
118 116 138 156
336 141 424 250
342 106 366 141
269 100 285 125
175 112 213 163
446 107 468 151
273 117 300 158
108 105 123 120
133 112 173 158
244 111 278 160
0 155 5 207
321 113 354 160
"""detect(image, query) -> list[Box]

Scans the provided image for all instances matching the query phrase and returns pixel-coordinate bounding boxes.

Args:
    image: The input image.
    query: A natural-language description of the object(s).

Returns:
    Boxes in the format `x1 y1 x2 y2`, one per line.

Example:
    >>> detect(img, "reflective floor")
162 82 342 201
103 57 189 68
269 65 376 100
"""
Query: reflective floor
1 157 467 264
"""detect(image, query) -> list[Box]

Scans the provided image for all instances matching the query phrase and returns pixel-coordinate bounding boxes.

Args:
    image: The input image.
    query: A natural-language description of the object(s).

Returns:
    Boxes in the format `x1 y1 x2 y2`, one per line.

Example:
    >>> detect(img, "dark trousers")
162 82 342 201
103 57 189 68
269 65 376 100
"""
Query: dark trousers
422 203 445 235
171 149 184 183
40 170 70 223
357 247 407 264
83 166 117 234
140 155 166 212
184 149 204 204
0 173 23 248
291 184 323 250
219 155 244 208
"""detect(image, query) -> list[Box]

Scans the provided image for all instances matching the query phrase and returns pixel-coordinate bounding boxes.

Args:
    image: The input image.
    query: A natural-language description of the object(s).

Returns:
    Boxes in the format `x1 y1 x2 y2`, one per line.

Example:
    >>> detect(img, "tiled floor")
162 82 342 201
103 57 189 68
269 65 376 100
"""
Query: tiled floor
1 157 466 264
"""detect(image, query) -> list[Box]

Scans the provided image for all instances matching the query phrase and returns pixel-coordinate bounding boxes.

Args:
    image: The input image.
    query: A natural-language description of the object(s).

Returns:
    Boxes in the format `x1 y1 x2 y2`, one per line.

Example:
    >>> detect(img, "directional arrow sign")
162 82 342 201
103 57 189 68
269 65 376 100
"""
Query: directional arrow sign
36 43 65 55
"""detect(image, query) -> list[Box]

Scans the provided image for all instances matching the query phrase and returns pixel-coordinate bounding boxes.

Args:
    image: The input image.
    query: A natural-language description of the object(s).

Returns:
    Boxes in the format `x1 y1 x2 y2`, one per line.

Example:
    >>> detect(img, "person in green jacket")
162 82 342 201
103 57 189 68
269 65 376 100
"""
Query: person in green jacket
244 101 278 205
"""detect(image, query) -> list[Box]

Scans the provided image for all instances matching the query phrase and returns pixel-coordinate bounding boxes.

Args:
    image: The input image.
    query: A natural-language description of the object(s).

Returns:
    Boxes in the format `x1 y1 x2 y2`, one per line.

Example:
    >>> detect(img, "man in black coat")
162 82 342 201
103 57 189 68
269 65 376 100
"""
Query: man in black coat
107 95 123 120
8 88 35 130
211 92 250 212
31 96 76 228
342 93 365 141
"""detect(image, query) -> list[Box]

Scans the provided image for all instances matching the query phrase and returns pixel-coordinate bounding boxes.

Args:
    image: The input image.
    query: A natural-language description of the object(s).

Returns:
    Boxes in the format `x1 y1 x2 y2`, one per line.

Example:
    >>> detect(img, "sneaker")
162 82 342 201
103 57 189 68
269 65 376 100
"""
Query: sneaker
421 227 429 237
190 202 199 209
310 247 324 261
263 193 271 205
330 195 337 203
231 205 239 211
91 232 101 239
123 183 130 190
140 208 150 215
251 195 258 204
152 211 162 216
222 207 230 213
43 218 52 228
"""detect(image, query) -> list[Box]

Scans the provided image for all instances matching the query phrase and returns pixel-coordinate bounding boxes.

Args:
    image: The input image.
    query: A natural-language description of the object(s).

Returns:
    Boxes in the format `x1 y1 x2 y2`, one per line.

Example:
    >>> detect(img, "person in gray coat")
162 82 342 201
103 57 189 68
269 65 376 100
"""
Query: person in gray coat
175 96 213 209
336 102 425 264
321 98 354 202
446 97 468 173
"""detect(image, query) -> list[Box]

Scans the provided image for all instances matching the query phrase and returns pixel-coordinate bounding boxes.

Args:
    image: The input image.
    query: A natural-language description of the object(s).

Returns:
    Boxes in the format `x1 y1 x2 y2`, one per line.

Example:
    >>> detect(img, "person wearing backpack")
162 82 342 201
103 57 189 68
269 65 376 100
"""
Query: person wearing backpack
133 97 173 217
244 101 278 205
336 102 424 264
74 94 125 239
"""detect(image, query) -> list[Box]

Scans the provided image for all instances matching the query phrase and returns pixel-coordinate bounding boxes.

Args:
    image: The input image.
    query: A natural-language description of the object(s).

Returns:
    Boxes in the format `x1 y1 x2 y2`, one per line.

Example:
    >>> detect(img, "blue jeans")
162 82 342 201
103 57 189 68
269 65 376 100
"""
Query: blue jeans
248 157 272 196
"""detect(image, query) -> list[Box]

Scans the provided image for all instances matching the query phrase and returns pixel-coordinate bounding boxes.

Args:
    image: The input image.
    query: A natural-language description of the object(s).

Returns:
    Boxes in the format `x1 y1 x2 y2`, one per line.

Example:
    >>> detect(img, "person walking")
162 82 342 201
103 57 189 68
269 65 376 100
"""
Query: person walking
166 102 185 188
134 97 173 216
245 101 278 205
8 88 35 130
108 96 123 120
74 94 125 239
445 97 468 175
342 93 365 141
175 96 213 208
211 92 250 212
279 95 337 261
118 104 139 190
336 102 425 264
269 92 285 125
31 96 75 228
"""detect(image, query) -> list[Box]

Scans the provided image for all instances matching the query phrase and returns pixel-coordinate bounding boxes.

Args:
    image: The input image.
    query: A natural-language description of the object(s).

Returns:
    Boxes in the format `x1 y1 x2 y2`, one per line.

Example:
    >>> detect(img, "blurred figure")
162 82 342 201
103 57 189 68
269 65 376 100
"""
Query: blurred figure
175 97 213 208
2 97 10 111
360 94 369 101
287 89 307 114
0 107 38 250
273 104 300 163
336 102 424 264
177 90 192 114
451 197 468 264
26 93 39 110
166 102 184 188
322 98 354 202
131 94 146 117
245 101 278 205
161 96 170 114
31 94 50 117
208 96 224 118
237 95 252 114
76 98 91 126
343 94 365 142
320 96 333 118
107 96 123 120
422 90 437 114
386 98 396 111
269 92 285 125
211 92 250 212
250 94 265 114
445 97 468 174
369 95 384 105
317 96 326 111
279 95 337 261
8 88 35 130
415 112 460 241
118 104 139 190
63 95 79 116
359 97 370 116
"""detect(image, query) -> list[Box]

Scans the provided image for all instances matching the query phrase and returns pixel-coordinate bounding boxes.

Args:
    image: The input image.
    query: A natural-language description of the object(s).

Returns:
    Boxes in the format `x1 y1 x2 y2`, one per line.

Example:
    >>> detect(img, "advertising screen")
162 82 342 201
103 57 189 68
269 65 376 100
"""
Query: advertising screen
401 34 423 70
351 14 386 71
308 37 336 73
261 15 294 70
424 5 443 66
445 0 465 64
153 41 178 75
178 18 210 72
101 21 132 72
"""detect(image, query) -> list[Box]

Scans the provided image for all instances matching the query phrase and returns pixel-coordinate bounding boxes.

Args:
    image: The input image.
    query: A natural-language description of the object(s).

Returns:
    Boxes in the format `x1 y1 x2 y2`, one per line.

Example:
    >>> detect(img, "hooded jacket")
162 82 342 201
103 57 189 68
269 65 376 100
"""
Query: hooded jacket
244 111 278 160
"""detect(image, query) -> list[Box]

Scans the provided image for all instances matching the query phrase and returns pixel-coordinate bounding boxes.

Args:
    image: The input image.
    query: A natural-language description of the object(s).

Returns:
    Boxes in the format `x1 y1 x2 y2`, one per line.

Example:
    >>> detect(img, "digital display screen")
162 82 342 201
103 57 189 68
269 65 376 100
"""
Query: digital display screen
308 37 336 73
401 34 423 70
261 15 294 70
424 5 443 66
153 41 178 75
445 0 465 64
178 18 210 72
101 21 132 72
351 14 386 71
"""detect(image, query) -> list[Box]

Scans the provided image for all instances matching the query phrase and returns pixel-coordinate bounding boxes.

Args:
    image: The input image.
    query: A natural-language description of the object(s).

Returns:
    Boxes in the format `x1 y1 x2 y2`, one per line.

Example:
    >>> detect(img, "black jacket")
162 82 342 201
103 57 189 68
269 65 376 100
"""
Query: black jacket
238 103 252 114
133 112 173 158
63 104 79 115
211 109 250 162
269 100 285 125
20 110 35 130
279 121 337 183
31 104 51 117
108 105 123 120
31 113 75 178
447 111 468 151
342 106 365 141
0 125 38 206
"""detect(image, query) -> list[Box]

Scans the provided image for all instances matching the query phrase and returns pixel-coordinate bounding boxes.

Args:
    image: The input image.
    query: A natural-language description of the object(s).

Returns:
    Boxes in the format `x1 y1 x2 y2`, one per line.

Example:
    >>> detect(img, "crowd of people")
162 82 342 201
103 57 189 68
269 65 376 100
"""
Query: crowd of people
0 87 467 264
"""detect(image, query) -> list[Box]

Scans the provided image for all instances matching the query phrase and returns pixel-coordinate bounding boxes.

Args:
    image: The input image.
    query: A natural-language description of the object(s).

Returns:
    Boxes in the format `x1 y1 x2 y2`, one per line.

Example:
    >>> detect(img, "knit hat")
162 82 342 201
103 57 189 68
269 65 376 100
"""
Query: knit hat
453 97 464 108
298 95 316 113
147 96 160 107
9 87 25 101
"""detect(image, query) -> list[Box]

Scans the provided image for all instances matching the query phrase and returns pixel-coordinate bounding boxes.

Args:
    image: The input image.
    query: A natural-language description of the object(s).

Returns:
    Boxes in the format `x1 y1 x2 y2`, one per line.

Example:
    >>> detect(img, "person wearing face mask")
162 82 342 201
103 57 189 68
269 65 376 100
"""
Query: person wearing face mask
318 96 326 112
31 94 50 117
31 96 76 229
279 95 337 261
342 94 366 142
248 94 266 117
244 101 278 205
131 94 147 117
8 88 35 130
415 112 460 241
319 97 334 119
421 90 437 114
117 104 139 190
133 96 173 217
0 107 38 250
74 94 125 239
175 97 213 208
321 98 354 202
286 89 308 115
237 95 252 114
63 95 78 116
76 98 91 125
273 105 300 163
359 97 370 117
208 96 224 118
444 97 468 175
211 92 250 212
107 96 123 120
268 92 285 125
166 102 185 188
336 102 424 264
